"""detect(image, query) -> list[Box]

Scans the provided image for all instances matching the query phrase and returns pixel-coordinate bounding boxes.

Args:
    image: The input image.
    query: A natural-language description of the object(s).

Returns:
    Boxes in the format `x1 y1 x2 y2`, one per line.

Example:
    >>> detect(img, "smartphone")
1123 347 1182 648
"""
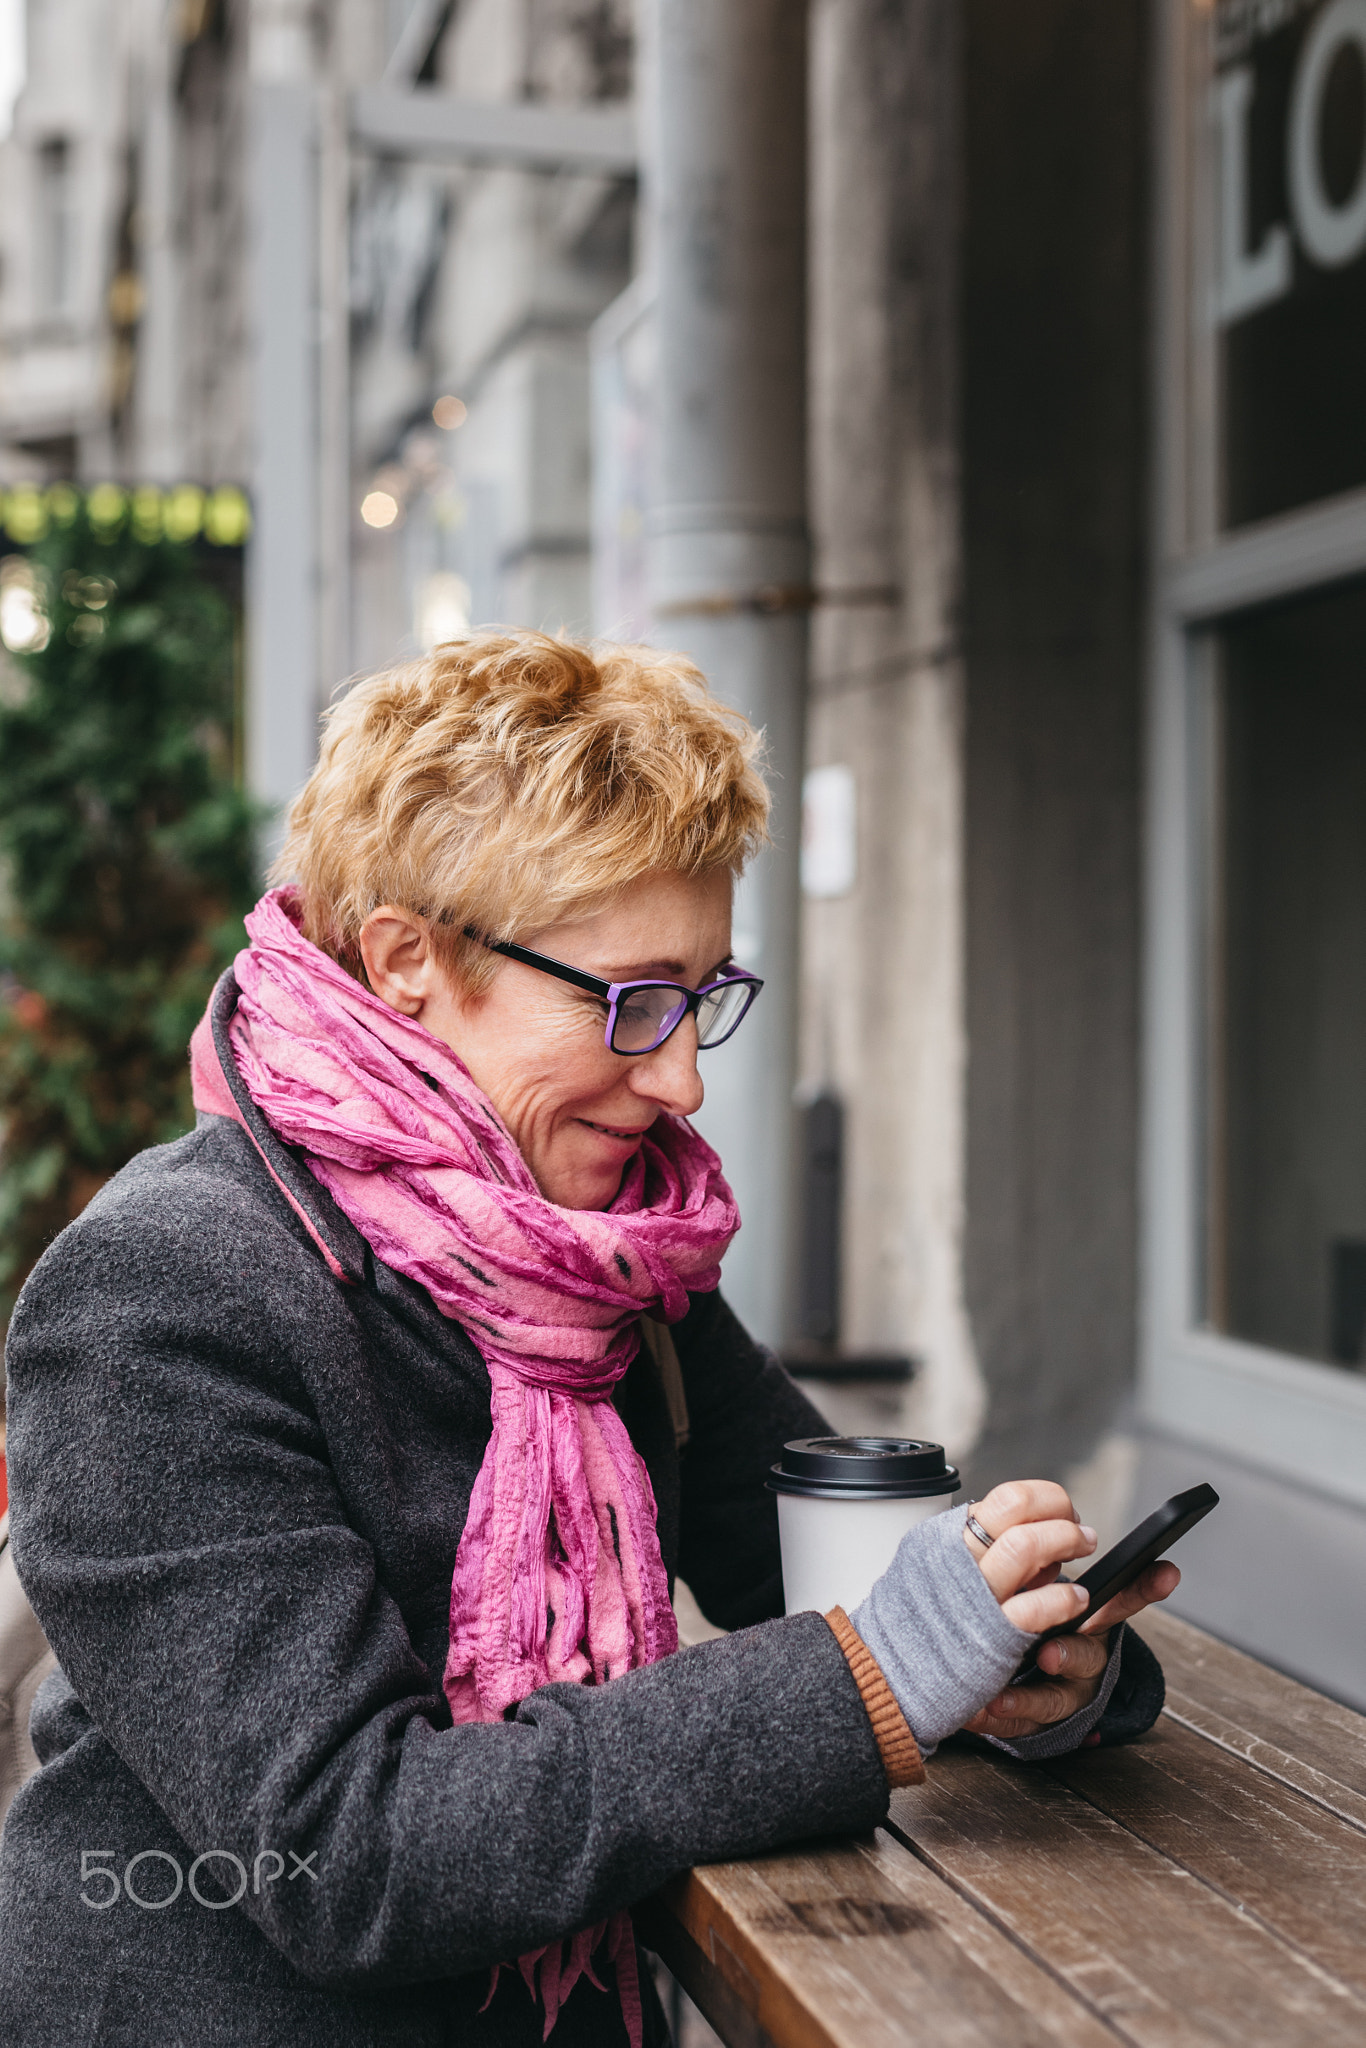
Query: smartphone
1013 1481 1219 1680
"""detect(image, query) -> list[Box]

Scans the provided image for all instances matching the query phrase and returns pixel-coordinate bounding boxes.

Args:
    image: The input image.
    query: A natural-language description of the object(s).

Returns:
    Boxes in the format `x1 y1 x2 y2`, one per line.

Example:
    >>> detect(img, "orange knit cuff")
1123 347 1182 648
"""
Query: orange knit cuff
824 1605 925 1788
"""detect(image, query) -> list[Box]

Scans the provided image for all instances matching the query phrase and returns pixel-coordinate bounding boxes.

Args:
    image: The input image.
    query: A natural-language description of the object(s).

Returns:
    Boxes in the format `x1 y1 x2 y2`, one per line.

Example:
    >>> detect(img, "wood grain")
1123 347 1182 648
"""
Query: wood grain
1138 1612 1366 1820
887 1743 1366 2047
1044 1715 1366 2001
642 1831 1119 2048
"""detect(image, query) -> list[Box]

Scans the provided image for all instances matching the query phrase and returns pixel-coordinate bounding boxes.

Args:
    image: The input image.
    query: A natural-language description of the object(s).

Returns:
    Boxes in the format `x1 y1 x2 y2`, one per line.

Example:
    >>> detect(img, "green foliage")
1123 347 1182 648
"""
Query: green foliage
0 503 260 1322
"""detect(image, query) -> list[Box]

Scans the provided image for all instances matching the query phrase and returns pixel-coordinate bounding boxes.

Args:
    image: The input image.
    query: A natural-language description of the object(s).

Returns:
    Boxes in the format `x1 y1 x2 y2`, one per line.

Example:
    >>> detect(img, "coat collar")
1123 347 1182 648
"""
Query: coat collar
201 969 371 1288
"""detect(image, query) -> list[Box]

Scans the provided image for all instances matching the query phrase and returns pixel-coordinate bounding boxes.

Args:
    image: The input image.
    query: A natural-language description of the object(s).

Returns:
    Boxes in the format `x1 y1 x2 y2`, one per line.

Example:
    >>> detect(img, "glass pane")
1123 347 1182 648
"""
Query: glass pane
613 986 687 1052
1211 0 1366 528
695 980 752 1048
1209 577 1366 1367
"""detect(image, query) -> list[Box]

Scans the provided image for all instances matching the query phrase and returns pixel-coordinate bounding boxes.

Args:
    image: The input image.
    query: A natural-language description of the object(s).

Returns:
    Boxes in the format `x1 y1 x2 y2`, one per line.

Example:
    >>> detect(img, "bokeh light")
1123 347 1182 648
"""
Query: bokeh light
0 557 49 651
360 490 400 529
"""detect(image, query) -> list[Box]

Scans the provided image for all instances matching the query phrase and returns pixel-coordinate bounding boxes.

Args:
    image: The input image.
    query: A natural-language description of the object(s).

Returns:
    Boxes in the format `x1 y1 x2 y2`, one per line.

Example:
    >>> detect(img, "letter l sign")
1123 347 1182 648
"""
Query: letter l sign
1213 65 1292 325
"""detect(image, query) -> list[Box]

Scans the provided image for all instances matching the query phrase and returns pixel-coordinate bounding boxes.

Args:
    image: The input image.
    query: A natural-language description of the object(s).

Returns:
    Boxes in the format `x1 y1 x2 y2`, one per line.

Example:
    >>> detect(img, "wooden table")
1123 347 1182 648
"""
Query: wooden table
641 1612 1366 2047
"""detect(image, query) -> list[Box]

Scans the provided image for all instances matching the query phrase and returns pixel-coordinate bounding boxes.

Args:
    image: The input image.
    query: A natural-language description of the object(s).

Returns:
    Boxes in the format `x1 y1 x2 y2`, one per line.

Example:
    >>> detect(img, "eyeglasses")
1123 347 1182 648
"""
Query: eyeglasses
466 930 764 1056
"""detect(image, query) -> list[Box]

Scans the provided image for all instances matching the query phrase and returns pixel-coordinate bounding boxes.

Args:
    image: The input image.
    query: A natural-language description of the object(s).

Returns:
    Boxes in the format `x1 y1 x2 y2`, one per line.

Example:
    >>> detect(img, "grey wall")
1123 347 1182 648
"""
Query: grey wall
1136 1430 1366 1711
960 0 1149 1486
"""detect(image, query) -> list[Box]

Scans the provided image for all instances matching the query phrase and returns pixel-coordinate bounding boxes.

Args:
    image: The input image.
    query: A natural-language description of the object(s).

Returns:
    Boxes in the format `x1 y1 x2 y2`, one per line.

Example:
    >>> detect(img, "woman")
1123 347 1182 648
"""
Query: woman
0 634 1173 2047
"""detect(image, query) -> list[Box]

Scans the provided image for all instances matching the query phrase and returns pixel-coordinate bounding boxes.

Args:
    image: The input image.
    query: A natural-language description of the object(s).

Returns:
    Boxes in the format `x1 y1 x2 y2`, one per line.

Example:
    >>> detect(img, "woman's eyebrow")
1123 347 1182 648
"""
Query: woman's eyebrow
598 959 689 980
597 955 732 982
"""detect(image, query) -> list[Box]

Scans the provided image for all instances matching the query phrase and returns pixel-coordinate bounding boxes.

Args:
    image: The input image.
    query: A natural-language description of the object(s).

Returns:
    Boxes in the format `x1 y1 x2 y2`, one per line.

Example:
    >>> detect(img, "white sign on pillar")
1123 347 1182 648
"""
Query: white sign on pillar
801 765 858 901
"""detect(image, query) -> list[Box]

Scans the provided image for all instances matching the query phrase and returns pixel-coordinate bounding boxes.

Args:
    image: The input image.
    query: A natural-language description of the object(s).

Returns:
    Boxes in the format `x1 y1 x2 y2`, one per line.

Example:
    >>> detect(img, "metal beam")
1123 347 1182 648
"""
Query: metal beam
350 88 637 173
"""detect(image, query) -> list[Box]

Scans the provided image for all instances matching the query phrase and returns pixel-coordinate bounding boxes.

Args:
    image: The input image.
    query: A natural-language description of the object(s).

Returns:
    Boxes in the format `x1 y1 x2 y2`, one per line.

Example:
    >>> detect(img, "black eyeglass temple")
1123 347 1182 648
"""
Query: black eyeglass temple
466 930 609 998
465 925 762 1013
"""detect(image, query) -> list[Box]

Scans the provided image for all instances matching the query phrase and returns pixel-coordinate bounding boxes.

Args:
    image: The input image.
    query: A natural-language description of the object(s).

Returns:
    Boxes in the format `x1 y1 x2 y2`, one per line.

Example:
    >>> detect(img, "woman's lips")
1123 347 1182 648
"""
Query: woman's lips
578 1117 651 1144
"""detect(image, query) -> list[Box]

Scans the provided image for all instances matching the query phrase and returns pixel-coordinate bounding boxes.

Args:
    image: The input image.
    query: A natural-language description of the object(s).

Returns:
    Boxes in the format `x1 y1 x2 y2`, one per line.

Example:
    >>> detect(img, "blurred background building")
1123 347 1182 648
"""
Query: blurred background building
1 0 1365 1709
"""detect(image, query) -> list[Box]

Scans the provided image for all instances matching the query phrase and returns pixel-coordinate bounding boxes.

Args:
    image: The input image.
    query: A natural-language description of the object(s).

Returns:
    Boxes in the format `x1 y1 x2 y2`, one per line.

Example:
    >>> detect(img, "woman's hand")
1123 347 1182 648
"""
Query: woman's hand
959 1480 1180 1742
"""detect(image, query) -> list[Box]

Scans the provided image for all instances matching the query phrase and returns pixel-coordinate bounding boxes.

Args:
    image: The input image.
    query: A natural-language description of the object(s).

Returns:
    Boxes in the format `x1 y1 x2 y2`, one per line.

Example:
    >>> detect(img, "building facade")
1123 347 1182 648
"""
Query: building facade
2 0 1364 1703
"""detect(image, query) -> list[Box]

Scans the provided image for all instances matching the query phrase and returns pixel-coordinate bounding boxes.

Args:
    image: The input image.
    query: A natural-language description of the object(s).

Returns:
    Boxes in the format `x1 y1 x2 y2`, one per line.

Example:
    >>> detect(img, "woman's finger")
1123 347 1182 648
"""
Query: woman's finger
965 1711 1052 1740
964 1683 1091 1742
1081 1559 1180 1635
1019 1561 1065 1594
1001 1576 1090 1635
964 1480 1078 1557
977 1516 1097 1603
1034 1629 1110 1680
974 1676 1085 1729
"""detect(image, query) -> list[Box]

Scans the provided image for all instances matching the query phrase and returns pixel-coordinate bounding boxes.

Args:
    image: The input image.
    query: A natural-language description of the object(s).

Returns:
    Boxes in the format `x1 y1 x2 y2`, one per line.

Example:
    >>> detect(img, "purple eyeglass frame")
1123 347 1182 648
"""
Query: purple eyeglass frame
465 929 763 1055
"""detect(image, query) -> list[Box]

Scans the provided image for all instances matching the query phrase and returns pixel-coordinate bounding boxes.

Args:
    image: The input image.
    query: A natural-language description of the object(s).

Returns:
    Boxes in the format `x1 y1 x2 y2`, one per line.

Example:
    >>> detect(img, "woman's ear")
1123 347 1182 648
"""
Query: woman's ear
359 908 442 1017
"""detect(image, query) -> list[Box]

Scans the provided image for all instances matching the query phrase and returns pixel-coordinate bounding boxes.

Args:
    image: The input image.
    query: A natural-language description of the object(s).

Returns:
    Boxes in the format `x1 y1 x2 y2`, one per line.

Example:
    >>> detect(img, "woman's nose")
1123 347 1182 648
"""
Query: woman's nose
629 1015 705 1117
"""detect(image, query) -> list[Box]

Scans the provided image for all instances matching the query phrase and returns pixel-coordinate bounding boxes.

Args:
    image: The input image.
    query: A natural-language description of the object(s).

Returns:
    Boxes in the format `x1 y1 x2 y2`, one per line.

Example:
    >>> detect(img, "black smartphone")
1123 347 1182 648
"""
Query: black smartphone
1013 1482 1219 1680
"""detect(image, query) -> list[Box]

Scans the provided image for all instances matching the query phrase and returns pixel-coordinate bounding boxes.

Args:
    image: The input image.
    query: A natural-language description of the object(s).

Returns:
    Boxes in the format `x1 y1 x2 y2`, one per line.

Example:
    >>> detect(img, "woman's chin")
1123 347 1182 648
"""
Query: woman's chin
533 1125 648 1210
538 1154 629 1211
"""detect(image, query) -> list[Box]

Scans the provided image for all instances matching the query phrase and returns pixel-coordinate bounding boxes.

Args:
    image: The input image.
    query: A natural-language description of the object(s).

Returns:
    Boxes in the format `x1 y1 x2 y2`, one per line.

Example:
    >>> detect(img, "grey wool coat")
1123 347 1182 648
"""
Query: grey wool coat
0 972 1164 2048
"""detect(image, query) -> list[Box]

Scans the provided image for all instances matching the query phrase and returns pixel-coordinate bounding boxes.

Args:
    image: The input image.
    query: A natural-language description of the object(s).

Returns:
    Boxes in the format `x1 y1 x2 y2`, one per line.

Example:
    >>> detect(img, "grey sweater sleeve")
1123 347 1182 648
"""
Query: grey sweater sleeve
851 1504 1038 1753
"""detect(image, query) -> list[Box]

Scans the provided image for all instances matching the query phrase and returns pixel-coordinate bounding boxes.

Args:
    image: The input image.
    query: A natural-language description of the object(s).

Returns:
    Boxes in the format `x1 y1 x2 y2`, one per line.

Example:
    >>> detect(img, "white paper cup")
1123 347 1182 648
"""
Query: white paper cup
768 1437 961 1615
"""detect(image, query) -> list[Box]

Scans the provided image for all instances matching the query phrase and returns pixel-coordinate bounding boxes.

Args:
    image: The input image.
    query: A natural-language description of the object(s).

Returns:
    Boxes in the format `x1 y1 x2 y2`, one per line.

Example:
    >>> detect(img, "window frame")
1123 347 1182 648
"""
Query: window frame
1141 0 1366 1513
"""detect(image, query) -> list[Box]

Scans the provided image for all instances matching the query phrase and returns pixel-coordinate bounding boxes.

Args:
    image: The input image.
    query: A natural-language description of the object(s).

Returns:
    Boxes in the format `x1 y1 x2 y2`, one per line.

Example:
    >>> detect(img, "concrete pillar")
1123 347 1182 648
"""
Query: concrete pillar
644 0 809 1345
802 0 985 1457
245 0 320 833
315 62 351 701
959 0 1146 1489
133 30 181 482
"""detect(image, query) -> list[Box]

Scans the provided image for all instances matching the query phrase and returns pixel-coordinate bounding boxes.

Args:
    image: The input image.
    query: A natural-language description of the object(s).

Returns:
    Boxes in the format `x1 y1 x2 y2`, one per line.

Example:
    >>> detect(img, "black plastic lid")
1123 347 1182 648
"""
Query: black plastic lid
767 1436 960 1501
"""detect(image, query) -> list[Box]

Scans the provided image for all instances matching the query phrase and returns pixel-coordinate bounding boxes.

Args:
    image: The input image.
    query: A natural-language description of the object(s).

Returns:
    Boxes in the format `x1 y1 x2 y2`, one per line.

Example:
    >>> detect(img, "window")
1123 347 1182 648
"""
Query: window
1204 578 1366 1369
1142 0 1366 1506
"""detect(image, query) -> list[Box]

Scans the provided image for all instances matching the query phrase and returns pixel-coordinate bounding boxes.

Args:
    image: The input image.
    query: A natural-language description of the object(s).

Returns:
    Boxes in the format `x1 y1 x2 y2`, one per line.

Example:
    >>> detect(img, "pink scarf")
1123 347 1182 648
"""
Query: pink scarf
190 890 740 2040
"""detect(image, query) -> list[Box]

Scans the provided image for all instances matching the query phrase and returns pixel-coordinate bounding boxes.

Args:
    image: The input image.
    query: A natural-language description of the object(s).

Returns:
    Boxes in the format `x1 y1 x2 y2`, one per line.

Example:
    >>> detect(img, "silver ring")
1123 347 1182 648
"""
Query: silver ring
964 1503 995 1549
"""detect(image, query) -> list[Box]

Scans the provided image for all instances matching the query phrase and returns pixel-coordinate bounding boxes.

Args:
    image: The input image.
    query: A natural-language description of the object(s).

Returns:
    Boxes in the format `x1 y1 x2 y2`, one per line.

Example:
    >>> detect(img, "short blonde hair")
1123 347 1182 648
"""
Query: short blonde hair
275 630 770 986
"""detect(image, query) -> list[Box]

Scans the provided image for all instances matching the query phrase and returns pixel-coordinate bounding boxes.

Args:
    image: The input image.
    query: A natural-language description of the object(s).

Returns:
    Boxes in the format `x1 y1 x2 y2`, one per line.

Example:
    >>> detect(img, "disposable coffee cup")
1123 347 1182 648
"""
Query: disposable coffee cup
768 1437 961 1615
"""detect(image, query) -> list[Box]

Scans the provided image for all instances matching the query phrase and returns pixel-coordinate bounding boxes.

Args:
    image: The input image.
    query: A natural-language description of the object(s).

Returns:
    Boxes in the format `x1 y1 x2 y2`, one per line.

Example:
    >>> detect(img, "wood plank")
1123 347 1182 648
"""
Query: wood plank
1045 1714 1366 2000
1138 1612 1366 1819
1161 1689 1366 1837
887 1744 1366 2047
642 1906 778 2048
641 1830 1121 2048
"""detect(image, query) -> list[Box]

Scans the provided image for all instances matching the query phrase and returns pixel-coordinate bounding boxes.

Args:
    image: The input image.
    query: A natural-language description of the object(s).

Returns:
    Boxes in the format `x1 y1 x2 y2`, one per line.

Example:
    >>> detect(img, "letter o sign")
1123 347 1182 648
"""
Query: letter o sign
188 1850 248 1910
1290 0 1366 266
123 1850 183 1910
